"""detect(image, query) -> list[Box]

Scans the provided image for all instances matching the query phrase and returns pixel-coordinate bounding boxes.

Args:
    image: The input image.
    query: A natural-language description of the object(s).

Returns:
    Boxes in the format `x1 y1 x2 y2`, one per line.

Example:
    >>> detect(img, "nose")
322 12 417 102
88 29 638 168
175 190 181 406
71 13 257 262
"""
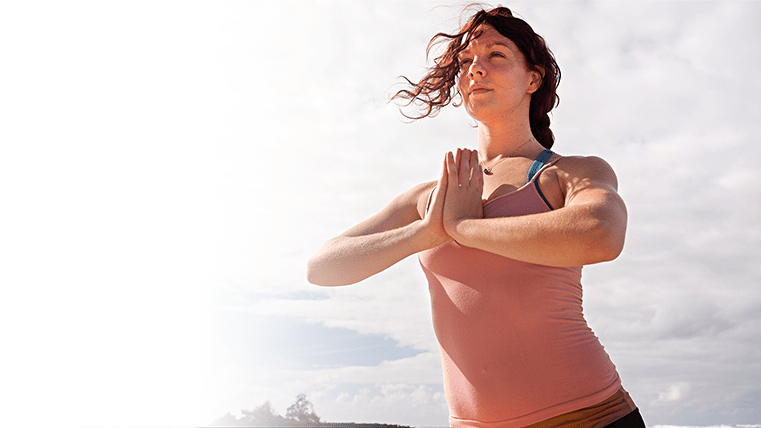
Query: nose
468 57 486 77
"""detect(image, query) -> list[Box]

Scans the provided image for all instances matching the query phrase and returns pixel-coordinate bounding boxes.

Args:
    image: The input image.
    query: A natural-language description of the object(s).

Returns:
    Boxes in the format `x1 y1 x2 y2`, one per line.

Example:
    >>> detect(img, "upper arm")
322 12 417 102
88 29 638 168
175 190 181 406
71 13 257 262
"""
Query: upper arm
340 181 436 238
557 156 628 256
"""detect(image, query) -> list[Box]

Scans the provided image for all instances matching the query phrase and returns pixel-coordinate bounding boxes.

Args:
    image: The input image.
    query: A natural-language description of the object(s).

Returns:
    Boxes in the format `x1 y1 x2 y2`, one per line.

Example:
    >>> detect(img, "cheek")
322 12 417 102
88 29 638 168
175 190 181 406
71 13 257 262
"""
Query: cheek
457 83 469 105
456 78 466 95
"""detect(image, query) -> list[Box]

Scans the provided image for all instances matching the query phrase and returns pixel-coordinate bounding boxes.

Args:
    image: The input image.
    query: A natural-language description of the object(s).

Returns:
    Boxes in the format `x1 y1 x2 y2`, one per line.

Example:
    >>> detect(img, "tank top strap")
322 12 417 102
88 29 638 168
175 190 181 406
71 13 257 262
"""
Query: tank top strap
526 149 555 183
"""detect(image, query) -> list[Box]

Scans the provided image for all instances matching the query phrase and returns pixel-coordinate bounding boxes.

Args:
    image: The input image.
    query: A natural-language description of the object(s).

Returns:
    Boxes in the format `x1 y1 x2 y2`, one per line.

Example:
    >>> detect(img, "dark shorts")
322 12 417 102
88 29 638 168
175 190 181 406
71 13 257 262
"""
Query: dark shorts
604 408 646 428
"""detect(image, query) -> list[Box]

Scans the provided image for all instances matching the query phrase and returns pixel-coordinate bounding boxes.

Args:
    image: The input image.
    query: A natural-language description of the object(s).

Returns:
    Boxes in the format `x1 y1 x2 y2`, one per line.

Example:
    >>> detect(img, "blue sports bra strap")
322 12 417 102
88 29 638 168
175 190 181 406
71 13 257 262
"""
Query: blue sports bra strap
526 149 554 183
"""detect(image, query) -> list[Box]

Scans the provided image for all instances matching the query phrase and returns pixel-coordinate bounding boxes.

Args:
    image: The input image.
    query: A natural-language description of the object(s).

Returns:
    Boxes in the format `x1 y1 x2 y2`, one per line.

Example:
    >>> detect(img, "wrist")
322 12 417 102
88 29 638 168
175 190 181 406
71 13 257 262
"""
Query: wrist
415 218 451 250
445 218 471 245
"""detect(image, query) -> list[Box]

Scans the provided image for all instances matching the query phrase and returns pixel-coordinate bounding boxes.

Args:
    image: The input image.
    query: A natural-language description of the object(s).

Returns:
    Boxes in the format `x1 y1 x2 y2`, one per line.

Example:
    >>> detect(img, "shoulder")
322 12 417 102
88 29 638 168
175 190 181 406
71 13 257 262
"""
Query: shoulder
543 155 624 210
551 154 619 191
536 154 620 208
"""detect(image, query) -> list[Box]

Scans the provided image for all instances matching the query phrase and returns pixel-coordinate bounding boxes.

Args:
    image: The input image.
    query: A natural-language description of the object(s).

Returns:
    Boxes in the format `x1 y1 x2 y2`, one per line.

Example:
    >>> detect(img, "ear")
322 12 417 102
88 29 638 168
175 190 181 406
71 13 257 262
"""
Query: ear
527 66 544 94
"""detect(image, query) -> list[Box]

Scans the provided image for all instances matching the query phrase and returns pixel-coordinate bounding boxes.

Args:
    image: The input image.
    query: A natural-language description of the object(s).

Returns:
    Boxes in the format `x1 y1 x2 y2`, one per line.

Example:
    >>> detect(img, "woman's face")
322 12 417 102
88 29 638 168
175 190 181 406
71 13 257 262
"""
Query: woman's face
456 25 542 122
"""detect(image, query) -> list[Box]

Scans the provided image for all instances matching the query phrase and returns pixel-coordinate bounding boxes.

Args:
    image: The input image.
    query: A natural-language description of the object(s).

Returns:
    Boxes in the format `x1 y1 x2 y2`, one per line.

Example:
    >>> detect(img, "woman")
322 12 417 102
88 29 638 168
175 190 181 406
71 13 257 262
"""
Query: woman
307 6 644 428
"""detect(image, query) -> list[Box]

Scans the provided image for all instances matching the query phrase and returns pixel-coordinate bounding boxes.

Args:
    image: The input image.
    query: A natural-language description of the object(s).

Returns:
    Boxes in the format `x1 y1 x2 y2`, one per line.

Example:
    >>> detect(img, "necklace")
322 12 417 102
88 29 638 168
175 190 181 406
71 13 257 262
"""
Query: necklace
479 137 535 175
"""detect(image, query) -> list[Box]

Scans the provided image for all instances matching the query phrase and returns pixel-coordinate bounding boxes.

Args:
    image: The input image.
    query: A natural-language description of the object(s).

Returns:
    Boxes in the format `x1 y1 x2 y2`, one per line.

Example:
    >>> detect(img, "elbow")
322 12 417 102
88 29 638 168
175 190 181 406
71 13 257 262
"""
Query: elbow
306 257 330 286
306 237 358 286
583 201 627 264
306 255 349 287
588 221 626 263
595 236 624 263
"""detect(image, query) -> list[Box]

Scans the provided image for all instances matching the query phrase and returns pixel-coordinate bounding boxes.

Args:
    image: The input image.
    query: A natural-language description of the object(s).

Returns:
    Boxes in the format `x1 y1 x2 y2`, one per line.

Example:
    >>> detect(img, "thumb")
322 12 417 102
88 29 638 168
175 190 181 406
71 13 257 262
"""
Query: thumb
427 155 448 216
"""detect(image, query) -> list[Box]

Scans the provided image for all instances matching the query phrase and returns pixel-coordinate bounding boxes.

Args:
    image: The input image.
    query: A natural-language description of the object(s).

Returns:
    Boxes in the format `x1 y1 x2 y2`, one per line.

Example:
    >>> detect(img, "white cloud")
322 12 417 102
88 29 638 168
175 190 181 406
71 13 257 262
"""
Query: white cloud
224 257 439 352
658 383 691 403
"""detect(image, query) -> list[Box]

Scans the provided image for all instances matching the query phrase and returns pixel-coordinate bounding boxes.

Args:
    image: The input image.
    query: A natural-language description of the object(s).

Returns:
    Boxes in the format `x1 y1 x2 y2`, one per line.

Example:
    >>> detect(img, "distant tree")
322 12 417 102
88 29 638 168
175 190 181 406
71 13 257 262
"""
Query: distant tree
241 401 289 426
209 412 241 426
210 401 289 426
211 394 322 427
285 393 321 424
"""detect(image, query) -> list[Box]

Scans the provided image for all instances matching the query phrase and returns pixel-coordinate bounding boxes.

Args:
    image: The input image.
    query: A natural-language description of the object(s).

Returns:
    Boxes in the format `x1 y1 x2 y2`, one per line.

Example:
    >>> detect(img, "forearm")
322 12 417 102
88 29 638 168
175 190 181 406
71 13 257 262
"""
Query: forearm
451 203 626 267
307 220 436 286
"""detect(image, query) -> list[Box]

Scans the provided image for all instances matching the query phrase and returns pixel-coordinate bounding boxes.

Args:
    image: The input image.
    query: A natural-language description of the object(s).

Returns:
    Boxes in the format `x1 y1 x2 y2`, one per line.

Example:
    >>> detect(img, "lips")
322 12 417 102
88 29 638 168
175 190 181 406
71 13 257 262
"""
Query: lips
468 85 491 95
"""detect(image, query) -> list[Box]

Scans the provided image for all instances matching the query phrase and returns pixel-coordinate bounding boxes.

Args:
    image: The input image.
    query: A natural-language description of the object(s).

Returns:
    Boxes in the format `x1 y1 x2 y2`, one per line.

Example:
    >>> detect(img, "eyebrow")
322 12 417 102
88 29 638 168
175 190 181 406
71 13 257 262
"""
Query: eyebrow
486 41 512 49
458 41 512 56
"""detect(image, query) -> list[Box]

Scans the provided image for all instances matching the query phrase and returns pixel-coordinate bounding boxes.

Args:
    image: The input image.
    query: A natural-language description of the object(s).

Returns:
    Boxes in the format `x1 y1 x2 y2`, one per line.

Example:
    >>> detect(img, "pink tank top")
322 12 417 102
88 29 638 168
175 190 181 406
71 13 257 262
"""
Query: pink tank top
418 156 621 427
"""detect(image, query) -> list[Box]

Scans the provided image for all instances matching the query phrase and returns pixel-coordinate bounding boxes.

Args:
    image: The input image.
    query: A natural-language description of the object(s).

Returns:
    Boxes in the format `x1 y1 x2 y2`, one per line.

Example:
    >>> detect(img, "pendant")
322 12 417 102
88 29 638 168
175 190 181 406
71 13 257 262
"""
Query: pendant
483 168 492 175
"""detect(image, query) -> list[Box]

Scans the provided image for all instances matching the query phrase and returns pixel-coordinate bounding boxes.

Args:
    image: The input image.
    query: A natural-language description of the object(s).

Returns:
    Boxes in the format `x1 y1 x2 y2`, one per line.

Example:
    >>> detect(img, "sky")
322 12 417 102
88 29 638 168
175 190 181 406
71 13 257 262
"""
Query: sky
1 0 760 427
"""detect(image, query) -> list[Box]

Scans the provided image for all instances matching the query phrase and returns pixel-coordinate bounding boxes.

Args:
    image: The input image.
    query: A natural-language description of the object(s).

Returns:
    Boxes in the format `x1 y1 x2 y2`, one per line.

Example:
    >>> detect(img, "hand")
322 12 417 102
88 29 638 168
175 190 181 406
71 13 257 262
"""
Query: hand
420 155 454 247
443 148 484 240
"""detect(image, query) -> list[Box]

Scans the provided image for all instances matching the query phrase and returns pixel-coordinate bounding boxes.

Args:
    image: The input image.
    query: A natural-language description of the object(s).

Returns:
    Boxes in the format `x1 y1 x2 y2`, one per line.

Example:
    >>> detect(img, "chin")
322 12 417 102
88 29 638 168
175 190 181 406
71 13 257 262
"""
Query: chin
464 106 501 123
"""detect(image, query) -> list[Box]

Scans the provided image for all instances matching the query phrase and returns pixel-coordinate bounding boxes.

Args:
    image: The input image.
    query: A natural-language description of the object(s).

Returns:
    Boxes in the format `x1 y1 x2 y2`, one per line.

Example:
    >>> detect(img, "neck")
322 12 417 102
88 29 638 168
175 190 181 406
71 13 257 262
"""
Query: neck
477 119 537 162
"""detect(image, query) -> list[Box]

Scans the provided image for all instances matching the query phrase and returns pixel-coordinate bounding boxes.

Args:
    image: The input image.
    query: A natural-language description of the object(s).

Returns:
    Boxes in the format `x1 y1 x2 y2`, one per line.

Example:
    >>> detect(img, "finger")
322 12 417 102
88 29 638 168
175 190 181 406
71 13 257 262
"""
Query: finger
469 150 480 184
441 153 449 187
428 155 448 215
459 149 471 185
446 151 457 186
437 153 448 197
